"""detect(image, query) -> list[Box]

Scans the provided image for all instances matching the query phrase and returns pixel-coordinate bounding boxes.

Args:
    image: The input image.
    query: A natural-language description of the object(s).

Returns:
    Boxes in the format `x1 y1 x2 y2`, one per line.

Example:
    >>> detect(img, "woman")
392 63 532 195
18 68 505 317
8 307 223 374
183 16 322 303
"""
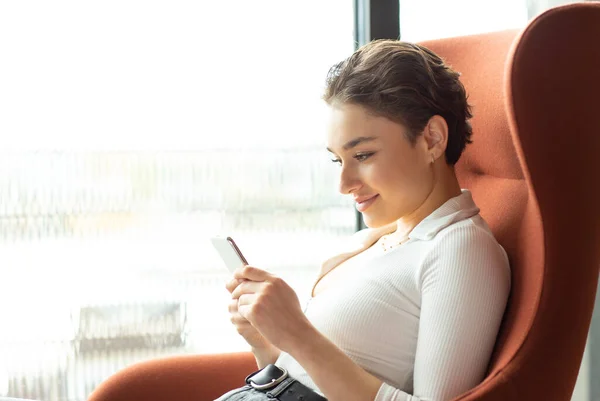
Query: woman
218 39 510 401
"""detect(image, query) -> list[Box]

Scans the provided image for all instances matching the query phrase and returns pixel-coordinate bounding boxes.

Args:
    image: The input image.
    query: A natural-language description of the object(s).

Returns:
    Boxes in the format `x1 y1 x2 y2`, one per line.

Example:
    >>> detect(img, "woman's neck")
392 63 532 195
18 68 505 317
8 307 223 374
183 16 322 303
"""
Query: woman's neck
395 165 462 238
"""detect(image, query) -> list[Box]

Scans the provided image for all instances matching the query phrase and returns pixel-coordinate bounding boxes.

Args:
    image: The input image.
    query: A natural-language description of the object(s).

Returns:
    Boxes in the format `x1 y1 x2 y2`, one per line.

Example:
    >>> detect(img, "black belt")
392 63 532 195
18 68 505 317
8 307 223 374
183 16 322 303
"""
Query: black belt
244 364 327 401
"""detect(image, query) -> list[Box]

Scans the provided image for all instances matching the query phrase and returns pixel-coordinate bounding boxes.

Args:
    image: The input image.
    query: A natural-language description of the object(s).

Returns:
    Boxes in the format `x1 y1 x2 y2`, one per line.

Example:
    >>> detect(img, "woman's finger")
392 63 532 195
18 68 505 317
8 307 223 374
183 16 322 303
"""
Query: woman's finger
229 312 250 325
229 313 251 325
237 293 257 306
225 278 244 294
238 293 261 320
228 299 239 313
233 265 271 282
231 280 264 299
237 293 257 308
233 320 254 335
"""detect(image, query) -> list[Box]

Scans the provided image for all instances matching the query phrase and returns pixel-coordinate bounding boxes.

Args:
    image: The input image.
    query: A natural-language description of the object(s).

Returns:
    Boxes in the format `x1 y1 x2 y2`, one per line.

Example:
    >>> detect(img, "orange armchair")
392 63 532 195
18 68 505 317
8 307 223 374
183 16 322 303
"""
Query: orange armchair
88 3 600 401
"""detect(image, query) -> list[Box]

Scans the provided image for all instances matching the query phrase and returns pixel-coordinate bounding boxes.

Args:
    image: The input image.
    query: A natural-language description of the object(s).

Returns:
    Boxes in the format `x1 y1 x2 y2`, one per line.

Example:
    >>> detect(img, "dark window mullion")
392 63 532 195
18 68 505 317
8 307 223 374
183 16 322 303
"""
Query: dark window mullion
352 0 400 231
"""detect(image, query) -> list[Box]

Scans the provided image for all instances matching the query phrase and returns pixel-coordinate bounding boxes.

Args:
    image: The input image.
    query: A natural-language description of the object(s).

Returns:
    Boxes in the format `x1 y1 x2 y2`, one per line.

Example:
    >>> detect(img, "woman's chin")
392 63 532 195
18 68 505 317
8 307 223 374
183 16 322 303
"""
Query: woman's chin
361 213 395 229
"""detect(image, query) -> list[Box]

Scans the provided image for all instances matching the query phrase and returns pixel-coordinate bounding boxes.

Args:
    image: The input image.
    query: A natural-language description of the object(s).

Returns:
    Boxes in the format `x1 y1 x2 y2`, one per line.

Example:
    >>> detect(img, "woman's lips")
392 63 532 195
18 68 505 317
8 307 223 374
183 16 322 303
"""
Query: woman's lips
355 194 379 212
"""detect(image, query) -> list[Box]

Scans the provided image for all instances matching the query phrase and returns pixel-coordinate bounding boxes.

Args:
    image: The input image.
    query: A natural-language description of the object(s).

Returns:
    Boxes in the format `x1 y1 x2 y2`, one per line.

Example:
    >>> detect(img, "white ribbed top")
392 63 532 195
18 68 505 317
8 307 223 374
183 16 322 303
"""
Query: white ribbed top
276 190 511 401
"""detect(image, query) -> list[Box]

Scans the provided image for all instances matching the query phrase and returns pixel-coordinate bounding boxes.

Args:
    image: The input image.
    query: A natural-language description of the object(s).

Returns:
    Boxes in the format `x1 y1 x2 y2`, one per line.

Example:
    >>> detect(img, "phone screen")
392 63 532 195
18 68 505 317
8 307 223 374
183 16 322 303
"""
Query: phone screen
210 236 248 272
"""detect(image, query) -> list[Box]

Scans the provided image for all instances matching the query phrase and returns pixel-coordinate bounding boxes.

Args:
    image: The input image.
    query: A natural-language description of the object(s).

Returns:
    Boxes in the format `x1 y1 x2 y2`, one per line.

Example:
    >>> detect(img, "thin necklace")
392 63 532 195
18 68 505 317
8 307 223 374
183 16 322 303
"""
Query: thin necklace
380 233 410 252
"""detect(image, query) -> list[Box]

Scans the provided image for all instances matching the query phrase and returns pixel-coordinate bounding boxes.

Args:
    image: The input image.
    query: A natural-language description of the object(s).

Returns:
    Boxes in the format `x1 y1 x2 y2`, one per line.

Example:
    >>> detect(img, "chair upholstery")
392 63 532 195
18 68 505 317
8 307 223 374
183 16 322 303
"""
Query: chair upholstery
420 2 600 400
88 3 600 401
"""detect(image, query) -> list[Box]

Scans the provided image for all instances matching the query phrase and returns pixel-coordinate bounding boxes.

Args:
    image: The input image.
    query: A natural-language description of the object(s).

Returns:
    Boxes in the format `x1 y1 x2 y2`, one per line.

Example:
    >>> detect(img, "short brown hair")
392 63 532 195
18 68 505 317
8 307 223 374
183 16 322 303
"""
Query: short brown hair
323 40 473 165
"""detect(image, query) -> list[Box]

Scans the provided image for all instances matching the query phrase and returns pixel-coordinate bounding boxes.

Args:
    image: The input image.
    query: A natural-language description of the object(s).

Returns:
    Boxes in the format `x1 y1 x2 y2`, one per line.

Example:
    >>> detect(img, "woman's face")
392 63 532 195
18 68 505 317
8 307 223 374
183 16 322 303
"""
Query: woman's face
326 103 434 228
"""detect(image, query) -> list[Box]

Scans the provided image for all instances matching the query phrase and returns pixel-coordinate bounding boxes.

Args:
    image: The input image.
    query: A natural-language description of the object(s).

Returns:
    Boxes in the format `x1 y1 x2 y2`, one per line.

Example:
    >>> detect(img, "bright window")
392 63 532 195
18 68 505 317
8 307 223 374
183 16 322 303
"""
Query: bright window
399 0 528 42
0 1 355 400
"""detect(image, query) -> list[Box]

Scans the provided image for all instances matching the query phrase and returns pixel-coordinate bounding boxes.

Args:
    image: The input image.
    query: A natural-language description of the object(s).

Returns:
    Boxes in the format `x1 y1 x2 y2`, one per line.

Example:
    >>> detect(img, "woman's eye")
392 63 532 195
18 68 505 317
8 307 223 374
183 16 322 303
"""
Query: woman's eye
355 152 374 162
330 158 342 166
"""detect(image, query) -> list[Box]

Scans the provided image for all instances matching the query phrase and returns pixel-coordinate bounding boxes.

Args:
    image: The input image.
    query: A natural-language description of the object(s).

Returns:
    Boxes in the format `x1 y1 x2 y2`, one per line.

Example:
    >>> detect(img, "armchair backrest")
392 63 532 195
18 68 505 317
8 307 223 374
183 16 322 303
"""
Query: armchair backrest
421 3 600 400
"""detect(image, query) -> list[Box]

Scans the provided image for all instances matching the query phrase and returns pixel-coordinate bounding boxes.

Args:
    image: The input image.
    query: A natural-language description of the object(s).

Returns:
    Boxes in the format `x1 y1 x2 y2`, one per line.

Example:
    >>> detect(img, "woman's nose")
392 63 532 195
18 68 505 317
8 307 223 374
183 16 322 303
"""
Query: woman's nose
338 166 362 195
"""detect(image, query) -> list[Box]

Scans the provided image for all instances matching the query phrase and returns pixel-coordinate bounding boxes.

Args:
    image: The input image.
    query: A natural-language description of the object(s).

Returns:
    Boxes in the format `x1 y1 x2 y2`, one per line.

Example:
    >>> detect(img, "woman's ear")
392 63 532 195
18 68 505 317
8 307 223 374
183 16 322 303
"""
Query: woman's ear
423 115 449 161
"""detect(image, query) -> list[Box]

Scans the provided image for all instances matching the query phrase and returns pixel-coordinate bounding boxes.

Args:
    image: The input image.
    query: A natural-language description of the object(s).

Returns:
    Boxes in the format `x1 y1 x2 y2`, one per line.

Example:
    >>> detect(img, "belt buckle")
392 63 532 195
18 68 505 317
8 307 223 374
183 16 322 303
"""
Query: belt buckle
245 365 289 390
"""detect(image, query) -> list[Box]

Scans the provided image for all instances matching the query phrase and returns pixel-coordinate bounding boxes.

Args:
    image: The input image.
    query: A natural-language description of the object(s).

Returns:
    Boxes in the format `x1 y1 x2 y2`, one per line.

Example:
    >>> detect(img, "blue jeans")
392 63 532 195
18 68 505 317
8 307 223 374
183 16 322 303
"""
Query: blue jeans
214 385 268 401
214 376 327 401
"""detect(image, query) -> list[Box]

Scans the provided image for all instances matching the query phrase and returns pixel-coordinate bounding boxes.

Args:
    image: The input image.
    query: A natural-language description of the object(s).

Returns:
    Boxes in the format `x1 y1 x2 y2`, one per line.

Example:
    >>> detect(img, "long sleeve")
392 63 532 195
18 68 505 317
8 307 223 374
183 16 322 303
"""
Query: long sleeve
374 226 511 401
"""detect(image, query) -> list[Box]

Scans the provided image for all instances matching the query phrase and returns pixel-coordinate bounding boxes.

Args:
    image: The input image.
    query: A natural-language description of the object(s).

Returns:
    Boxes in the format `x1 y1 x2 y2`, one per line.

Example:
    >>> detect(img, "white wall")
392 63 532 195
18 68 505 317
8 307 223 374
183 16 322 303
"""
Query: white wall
571 338 590 401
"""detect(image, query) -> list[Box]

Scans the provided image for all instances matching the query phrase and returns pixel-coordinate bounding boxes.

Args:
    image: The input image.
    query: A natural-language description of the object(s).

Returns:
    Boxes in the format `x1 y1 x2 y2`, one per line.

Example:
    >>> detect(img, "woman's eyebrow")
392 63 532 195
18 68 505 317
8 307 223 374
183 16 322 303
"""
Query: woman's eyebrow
326 136 377 153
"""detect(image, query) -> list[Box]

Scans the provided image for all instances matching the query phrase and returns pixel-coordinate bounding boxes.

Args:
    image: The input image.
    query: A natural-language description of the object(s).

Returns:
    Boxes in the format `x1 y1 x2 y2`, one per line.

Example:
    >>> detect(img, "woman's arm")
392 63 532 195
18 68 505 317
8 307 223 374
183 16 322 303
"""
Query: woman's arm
405 228 510 400
252 344 281 369
226 277 281 368
232 229 510 401
286 324 384 401
232 267 384 401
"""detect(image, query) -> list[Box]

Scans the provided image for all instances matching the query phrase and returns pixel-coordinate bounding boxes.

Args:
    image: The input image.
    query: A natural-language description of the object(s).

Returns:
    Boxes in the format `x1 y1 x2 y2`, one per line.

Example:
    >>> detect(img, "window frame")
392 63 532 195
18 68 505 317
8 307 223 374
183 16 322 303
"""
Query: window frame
352 0 400 231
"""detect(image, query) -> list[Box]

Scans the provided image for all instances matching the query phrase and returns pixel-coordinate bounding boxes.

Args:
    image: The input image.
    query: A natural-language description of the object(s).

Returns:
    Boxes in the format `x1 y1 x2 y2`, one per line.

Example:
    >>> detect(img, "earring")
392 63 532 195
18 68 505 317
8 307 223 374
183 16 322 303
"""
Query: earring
431 154 435 164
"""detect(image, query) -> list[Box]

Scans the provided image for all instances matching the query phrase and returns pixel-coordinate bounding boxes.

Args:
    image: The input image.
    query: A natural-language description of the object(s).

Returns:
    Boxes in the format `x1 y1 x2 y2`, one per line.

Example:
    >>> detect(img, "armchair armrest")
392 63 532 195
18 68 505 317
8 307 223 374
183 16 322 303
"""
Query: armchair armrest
88 352 256 401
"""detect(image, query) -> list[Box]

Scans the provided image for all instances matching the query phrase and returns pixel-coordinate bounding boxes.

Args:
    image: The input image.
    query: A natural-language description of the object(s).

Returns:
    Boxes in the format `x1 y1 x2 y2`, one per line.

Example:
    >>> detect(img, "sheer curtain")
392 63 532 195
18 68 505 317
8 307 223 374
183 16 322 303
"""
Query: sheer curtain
0 1 355 400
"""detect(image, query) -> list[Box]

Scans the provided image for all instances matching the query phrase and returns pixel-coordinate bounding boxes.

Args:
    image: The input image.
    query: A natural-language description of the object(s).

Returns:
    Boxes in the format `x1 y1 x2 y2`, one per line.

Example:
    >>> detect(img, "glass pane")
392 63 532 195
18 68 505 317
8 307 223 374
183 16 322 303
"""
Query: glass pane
399 0 528 42
525 0 585 19
0 1 355 400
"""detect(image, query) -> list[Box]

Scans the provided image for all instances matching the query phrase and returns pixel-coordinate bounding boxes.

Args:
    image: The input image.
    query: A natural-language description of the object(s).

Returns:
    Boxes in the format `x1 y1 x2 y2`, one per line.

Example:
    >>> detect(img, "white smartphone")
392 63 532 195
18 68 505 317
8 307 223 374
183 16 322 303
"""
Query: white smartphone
210 236 248 273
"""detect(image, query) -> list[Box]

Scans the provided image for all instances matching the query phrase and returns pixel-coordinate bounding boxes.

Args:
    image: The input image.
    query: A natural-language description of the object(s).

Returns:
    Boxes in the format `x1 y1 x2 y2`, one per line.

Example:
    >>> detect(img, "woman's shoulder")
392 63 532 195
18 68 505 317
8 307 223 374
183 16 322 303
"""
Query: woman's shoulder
420 215 510 275
436 214 498 242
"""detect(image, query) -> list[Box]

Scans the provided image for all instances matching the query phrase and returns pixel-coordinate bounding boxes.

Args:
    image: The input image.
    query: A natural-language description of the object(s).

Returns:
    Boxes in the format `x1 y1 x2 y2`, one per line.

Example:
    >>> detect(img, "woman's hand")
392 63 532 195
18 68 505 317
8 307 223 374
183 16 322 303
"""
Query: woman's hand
230 266 384 401
231 266 312 353
225 277 272 350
